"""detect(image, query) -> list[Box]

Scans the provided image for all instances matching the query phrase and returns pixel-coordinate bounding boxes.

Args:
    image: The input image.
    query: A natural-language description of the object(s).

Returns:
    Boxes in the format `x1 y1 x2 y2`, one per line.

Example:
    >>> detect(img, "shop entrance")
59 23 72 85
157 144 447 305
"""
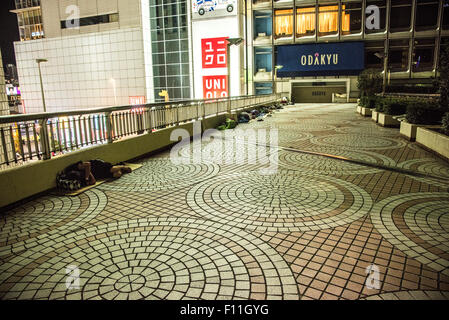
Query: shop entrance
291 85 346 103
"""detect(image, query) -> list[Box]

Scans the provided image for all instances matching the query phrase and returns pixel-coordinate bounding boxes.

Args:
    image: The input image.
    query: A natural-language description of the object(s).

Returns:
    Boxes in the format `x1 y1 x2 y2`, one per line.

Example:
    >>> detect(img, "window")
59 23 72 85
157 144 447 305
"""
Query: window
444 0 449 30
413 38 435 71
390 0 412 32
60 13 119 29
365 0 386 33
365 41 385 69
274 9 293 39
296 6 315 37
388 39 410 71
318 5 339 36
254 10 272 38
415 0 438 31
341 1 362 35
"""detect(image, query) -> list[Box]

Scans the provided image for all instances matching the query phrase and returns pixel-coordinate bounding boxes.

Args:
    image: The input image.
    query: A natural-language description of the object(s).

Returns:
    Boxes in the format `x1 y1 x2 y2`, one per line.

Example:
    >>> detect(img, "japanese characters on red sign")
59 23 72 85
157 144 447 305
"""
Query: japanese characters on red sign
201 37 228 69
129 96 146 105
203 75 228 99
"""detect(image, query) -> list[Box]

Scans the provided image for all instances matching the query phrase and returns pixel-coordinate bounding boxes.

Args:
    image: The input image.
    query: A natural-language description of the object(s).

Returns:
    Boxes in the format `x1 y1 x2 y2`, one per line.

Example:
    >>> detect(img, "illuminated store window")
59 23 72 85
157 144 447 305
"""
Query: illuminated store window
415 0 439 31
296 6 315 37
413 38 435 71
365 40 385 69
274 9 293 39
318 5 339 36
365 0 386 33
388 39 410 72
341 1 362 35
443 0 449 30
390 0 412 32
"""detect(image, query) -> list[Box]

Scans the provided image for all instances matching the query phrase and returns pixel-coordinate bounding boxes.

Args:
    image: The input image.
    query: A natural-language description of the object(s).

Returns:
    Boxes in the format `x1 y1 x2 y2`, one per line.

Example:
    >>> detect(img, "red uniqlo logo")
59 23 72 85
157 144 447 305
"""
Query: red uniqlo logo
201 37 228 69
203 75 228 99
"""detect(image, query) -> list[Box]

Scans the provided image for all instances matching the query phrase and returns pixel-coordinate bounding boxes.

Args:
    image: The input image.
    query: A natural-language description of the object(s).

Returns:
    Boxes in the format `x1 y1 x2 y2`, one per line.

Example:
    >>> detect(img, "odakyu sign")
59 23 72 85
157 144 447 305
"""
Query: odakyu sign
276 42 365 77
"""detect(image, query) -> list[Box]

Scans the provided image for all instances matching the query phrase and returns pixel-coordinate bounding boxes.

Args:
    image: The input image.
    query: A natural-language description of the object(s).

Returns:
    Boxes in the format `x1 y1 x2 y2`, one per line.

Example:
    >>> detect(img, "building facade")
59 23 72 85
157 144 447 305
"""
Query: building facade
12 0 193 113
246 0 449 102
0 50 14 169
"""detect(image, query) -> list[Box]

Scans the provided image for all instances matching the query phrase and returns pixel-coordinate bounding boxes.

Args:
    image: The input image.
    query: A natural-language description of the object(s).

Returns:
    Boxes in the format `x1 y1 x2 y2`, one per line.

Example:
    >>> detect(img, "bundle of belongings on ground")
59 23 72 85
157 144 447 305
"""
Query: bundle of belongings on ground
238 112 250 123
217 118 238 130
56 159 133 192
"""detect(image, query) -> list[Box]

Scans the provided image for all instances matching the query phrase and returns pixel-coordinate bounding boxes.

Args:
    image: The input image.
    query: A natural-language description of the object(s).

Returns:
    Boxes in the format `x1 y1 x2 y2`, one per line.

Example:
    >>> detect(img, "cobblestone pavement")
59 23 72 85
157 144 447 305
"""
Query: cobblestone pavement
1 103 449 300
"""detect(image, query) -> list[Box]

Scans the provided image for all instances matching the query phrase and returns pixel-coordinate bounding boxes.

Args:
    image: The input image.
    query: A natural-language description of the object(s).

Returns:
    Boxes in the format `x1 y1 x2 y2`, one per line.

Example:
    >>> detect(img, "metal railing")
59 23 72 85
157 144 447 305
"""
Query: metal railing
0 93 281 169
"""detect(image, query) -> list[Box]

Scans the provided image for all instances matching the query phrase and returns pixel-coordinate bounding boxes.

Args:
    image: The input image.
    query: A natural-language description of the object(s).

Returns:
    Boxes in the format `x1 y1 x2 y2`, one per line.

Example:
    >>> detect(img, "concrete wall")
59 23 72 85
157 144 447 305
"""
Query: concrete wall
416 127 449 161
15 27 146 113
42 0 142 38
0 115 226 208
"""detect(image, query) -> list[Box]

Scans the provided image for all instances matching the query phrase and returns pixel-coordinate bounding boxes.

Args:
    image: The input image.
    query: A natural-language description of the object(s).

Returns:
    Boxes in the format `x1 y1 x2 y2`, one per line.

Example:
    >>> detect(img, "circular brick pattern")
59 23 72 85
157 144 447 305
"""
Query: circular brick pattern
0 189 107 252
363 290 449 300
97 159 220 191
272 149 395 175
310 134 405 150
277 121 337 132
370 193 449 276
335 125 398 136
2 218 298 300
187 171 373 232
398 159 449 178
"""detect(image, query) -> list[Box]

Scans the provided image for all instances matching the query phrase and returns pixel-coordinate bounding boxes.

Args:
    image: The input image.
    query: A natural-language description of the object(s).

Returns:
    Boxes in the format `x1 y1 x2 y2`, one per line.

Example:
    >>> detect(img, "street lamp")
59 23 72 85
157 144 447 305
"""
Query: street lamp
274 65 283 95
36 58 48 112
374 51 388 95
226 37 243 99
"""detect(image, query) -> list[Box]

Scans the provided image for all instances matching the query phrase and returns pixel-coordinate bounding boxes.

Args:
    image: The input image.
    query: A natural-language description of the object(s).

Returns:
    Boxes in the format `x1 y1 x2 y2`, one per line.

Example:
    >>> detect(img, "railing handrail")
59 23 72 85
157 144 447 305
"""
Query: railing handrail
0 94 274 124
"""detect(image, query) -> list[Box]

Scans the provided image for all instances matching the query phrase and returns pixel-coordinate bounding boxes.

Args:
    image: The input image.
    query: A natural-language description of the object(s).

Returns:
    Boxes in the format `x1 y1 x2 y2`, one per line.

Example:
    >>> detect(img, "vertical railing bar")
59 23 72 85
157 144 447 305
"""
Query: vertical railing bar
87 115 93 144
62 120 68 151
98 115 104 142
32 122 41 160
25 123 32 160
0 128 9 165
9 126 17 163
56 120 62 152
83 116 88 146
17 124 25 161
71 118 77 150
126 111 131 136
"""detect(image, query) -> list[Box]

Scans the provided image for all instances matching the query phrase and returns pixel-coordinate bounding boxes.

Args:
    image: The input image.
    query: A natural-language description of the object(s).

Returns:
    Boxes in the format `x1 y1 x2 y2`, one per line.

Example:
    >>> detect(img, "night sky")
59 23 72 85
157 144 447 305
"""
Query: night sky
0 0 20 71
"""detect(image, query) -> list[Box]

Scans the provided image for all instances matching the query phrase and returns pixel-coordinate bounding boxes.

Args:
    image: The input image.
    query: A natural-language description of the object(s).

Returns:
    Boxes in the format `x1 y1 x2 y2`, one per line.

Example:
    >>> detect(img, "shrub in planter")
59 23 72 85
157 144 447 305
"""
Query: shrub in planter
442 112 449 136
375 97 385 112
405 100 445 125
357 69 383 97
382 98 408 115
361 96 378 109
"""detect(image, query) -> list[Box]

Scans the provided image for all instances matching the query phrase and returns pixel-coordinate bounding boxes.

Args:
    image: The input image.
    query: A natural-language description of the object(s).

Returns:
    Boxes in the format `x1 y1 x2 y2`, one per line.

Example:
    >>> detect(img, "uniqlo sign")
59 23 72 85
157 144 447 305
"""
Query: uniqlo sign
203 75 228 99
201 37 228 68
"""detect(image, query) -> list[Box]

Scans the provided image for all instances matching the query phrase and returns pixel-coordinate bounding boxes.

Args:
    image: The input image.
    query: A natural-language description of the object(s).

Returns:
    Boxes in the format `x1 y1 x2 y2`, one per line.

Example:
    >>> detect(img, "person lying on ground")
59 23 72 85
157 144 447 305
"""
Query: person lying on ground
63 159 132 186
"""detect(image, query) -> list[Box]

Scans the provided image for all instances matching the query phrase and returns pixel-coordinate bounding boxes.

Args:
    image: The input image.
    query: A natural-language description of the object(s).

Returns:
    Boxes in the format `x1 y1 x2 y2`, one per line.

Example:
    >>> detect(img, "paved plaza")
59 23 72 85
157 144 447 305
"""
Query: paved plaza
1 103 449 300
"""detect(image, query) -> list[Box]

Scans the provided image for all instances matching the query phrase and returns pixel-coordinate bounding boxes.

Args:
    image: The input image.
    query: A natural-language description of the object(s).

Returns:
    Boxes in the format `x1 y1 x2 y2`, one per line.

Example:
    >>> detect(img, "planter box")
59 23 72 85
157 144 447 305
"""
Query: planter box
356 106 362 114
372 110 379 123
400 122 441 141
416 127 449 161
361 107 372 117
378 113 400 127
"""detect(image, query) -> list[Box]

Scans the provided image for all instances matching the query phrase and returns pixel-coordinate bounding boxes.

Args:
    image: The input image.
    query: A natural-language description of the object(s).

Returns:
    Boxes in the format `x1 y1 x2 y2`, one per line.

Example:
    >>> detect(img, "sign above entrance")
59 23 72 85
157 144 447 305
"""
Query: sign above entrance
276 42 365 77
